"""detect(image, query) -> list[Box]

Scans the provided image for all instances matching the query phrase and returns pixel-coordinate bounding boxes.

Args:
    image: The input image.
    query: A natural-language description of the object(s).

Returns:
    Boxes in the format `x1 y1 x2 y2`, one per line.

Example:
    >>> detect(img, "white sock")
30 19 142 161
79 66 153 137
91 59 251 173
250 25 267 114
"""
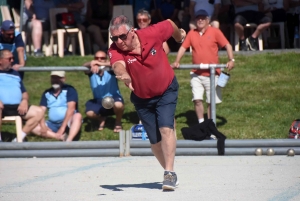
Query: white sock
198 118 204 123
21 131 27 140
0 132 2 141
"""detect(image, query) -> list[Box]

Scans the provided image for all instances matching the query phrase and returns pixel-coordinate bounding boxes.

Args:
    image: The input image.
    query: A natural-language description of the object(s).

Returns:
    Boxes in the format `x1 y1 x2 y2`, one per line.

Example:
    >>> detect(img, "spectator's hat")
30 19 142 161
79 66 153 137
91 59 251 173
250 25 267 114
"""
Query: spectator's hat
1 20 15 31
51 71 65 77
195 9 209 18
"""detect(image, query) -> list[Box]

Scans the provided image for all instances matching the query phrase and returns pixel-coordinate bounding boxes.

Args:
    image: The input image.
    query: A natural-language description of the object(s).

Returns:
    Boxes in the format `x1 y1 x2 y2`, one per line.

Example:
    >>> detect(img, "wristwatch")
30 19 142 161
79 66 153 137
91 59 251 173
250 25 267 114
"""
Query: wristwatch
229 59 235 62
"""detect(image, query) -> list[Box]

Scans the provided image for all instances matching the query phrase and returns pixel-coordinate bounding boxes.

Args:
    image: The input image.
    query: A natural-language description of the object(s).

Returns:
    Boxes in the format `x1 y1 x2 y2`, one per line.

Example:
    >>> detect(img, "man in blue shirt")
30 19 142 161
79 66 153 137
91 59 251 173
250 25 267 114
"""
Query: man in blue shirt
31 71 82 141
0 49 44 142
83 50 124 132
0 20 26 79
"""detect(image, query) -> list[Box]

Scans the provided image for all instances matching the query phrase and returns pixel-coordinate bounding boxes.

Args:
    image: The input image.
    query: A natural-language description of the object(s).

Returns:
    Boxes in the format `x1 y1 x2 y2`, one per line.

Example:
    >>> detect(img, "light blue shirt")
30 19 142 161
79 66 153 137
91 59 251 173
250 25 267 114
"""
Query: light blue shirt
88 71 122 100
0 69 26 105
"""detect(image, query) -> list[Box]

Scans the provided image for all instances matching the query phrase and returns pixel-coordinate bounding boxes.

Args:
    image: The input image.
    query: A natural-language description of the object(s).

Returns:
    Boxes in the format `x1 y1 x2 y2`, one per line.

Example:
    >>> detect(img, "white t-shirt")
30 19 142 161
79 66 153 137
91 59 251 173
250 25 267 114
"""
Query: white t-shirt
191 0 221 17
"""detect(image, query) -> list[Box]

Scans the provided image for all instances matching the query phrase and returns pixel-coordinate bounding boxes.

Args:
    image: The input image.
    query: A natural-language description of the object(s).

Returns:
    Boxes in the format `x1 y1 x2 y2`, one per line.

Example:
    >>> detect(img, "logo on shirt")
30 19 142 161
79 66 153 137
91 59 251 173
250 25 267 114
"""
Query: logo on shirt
150 48 156 55
127 58 137 64
109 52 112 59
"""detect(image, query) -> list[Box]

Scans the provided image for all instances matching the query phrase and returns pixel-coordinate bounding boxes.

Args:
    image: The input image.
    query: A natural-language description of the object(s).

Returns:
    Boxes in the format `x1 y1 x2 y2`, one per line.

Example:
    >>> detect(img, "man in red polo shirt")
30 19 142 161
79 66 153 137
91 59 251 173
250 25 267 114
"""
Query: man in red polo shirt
172 9 234 126
98 14 185 191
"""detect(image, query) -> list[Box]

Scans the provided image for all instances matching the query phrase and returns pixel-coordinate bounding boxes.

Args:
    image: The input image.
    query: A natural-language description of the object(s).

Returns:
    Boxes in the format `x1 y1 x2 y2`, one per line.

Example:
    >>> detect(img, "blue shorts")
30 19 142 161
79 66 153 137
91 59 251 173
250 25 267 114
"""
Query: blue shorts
46 120 69 133
130 76 179 144
85 96 124 117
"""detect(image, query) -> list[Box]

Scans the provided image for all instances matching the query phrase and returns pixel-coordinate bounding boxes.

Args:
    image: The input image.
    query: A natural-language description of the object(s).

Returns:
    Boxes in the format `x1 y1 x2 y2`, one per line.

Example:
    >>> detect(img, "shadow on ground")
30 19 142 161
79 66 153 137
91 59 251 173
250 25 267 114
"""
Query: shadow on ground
100 182 161 191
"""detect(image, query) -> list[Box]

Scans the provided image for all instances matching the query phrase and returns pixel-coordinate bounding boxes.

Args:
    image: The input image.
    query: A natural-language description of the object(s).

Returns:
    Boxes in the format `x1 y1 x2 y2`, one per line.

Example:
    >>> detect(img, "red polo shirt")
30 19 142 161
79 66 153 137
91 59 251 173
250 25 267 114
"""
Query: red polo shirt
182 26 229 76
109 20 174 99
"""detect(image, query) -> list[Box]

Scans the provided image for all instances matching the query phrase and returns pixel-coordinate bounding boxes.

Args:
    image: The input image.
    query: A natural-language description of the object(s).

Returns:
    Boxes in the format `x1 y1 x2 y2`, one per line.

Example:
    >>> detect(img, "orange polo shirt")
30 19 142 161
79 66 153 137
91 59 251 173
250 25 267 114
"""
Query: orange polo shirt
182 26 229 76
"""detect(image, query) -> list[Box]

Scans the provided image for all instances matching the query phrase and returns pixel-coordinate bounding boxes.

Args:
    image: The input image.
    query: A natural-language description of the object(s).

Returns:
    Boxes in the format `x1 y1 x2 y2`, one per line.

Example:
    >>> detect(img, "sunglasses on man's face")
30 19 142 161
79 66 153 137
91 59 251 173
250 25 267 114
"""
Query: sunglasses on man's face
2 57 14 61
95 56 107 60
110 29 130 42
137 18 149 23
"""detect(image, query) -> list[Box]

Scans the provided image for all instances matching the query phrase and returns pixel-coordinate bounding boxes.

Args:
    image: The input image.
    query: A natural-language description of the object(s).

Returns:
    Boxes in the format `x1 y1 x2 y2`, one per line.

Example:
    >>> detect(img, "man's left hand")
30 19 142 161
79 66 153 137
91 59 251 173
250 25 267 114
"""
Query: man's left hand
18 99 28 115
226 61 234 71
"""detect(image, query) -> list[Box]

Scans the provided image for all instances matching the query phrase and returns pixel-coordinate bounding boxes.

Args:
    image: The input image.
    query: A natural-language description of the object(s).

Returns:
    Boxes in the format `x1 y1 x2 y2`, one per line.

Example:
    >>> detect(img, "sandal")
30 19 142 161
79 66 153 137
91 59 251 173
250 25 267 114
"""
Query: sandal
113 125 123 133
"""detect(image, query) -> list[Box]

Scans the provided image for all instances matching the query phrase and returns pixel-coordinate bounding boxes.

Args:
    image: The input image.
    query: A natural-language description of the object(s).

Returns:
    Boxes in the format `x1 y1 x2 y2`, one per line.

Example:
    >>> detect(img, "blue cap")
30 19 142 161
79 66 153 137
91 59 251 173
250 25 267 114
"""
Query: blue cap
195 9 209 18
1 20 15 31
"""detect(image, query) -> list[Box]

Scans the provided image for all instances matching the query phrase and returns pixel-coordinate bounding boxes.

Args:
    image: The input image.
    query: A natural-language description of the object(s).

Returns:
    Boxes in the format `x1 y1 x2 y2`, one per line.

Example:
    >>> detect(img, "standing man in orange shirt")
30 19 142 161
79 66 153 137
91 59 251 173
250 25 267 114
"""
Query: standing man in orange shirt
172 9 234 124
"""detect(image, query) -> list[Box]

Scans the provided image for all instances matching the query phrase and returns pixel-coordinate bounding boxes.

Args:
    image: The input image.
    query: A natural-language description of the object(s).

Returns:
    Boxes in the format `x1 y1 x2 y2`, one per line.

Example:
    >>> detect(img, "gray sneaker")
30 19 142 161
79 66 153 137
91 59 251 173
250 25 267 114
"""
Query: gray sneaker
162 171 178 190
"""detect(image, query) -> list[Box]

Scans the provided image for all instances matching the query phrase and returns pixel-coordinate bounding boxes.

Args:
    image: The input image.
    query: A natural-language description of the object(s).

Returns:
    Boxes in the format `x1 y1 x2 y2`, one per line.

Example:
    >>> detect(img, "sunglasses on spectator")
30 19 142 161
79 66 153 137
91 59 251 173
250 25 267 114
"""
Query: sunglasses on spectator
95 56 107 60
110 29 130 42
2 57 14 61
137 18 149 23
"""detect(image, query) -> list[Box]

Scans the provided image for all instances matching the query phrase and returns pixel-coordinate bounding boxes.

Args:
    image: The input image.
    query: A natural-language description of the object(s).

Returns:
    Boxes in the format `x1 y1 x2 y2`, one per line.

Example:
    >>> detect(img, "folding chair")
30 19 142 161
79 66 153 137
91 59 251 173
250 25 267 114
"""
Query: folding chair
48 8 85 57
2 116 23 143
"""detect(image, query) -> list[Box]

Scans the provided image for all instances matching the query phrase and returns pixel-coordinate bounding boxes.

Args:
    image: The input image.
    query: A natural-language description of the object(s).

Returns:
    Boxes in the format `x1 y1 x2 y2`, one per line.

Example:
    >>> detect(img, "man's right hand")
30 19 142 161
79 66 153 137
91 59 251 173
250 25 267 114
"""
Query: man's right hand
116 73 134 91
171 62 180 69
90 60 105 74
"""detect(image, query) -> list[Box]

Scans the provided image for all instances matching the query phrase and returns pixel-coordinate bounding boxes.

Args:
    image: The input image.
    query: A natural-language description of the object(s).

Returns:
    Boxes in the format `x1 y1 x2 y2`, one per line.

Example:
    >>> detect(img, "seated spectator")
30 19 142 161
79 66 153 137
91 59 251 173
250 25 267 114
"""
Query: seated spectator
83 0 113 51
263 0 288 23
181 0 191 33
23 0 54 57
128 0 153 27
0 20 26 80
154 0 181 26
232 0 272 51
54 0 108 54
190 0 221 29
151 0 182 51
31 71 82 141
136 9 170 54
0 49 44 142
83 51 124 132
218 0 233 42
286 0 300 48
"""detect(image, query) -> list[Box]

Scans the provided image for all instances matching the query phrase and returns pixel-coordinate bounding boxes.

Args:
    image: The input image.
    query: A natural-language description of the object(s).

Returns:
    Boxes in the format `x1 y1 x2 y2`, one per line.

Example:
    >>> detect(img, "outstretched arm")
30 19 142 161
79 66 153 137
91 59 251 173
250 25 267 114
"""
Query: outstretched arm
167 19 186 43
112 60 134 91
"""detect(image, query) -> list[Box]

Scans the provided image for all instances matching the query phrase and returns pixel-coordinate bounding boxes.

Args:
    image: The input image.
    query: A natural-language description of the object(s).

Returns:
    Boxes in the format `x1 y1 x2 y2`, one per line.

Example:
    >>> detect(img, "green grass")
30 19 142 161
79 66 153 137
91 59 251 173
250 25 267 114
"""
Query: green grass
2 52 300 141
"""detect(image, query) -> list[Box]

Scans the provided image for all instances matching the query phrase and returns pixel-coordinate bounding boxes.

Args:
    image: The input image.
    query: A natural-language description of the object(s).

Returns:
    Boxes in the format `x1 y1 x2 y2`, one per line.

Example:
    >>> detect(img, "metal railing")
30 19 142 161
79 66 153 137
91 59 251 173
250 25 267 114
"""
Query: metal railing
176 64 227 124
19 64 226 124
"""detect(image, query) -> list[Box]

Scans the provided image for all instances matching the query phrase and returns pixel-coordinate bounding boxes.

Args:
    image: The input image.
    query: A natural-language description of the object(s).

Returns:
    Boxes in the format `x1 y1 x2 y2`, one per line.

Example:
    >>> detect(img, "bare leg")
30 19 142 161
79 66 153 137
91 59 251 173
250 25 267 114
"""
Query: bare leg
234 23 245 40
210 20 219 29
66 113 82 142
0 108 2 133
113 101 124 132
22 105 44 134
151 142 166 169
31 19 43 51
86 111 106 130
207 103 211 119
159 127 176 171
194 100 205 119
87 25 106 50
31 123 64 140
252 22 271 38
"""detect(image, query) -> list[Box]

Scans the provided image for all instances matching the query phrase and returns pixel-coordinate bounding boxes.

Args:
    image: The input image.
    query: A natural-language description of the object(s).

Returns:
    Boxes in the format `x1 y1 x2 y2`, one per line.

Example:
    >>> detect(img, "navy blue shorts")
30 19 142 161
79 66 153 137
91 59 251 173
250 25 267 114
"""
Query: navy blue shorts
85 96 124 117
130 76 179 144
